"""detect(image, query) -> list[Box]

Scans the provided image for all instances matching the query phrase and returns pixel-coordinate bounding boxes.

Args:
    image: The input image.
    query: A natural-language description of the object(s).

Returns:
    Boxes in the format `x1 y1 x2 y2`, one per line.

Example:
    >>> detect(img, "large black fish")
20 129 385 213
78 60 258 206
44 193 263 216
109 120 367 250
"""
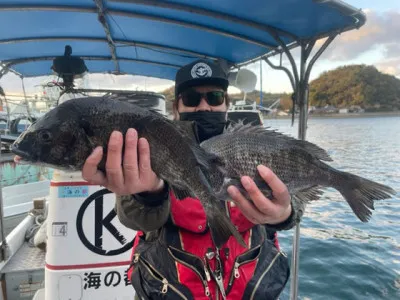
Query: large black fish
11 96 245 248
200 122 396 222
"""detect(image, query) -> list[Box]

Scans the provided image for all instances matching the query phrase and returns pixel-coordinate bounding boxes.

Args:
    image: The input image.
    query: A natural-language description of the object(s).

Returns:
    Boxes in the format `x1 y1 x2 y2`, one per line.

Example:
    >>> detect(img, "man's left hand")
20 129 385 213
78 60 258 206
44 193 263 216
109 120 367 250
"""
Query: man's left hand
227 165 292 225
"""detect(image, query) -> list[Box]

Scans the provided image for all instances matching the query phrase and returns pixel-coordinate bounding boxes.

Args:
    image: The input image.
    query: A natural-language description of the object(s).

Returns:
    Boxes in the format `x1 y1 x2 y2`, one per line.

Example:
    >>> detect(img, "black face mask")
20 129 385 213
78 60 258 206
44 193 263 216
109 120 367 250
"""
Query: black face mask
179 111 227 142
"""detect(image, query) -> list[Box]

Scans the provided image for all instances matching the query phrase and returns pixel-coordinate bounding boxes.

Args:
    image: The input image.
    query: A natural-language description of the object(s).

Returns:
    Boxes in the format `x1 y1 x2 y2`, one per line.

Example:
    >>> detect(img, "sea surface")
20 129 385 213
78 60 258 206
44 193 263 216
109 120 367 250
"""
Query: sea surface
263 116 400 300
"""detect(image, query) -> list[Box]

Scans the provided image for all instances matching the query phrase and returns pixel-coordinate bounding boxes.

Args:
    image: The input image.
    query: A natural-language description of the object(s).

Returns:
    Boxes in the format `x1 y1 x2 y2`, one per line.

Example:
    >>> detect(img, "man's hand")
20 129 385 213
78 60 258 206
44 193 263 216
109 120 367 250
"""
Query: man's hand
227 165 292 225
82 128 164 196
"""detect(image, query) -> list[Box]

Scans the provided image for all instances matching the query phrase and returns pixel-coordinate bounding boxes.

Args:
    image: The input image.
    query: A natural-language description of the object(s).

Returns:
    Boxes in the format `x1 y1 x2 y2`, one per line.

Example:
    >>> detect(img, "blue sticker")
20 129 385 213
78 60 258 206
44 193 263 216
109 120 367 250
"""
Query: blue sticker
58 186 89 198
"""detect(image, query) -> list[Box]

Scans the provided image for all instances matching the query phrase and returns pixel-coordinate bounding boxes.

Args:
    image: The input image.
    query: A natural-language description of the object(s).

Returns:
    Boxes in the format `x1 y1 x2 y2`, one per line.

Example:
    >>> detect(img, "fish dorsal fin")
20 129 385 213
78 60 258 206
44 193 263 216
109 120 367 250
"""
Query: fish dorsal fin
224 122 333 162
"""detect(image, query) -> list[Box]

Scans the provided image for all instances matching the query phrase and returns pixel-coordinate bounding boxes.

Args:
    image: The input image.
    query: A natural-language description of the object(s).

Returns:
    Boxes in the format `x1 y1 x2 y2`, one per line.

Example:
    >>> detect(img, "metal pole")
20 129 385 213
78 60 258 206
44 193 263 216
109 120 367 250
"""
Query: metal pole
0 136 10 262
298 44 308 140
290 43 308 300
93 0 120 73
260 59 263 106
21 76 33 120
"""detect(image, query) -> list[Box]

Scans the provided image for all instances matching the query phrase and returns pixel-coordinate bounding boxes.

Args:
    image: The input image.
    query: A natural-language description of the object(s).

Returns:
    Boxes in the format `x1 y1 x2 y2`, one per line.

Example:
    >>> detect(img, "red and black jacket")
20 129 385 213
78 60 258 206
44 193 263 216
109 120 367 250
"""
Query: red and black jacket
124 188 292 300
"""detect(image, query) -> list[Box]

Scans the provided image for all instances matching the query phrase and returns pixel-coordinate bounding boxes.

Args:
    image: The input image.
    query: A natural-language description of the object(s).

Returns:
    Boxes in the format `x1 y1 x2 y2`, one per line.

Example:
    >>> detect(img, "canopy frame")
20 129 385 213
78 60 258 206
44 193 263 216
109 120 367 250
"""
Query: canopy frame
0 37 219 61
94 0 120 72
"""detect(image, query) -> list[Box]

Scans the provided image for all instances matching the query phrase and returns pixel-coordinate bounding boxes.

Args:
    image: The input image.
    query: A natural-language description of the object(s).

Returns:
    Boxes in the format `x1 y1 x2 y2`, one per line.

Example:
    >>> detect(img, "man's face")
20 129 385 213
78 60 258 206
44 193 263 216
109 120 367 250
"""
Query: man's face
176 85 227 119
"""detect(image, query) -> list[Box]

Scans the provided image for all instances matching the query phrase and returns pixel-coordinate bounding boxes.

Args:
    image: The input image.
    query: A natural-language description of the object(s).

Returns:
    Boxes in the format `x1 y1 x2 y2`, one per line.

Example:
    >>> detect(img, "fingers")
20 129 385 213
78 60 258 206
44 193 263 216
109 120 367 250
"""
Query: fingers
105 131 124 190
82 129 160 195
227 166 291 225
241 175 278 217
227 185 265 224
123 128 139 184
82 146 107 186
257 165 290 205
138 137 153 180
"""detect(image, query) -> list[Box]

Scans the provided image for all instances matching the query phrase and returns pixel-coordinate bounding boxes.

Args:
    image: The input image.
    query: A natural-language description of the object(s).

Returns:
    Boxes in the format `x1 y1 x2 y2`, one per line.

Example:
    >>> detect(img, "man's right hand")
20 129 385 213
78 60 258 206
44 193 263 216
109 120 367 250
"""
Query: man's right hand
82 128 164 196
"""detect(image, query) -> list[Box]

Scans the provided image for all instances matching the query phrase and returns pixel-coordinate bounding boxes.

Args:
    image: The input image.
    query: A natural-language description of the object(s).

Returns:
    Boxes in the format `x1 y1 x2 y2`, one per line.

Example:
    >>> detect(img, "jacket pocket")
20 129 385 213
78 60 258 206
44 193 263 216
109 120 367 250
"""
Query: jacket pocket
168 246 211 298
131 253 194 300
242 240 290 300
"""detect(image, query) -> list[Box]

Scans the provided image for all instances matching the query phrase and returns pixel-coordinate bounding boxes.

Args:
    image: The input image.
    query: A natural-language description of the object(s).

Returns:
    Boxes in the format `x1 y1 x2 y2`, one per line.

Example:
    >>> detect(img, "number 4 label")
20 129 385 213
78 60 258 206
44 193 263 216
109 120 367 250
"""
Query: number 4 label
52 222 68 237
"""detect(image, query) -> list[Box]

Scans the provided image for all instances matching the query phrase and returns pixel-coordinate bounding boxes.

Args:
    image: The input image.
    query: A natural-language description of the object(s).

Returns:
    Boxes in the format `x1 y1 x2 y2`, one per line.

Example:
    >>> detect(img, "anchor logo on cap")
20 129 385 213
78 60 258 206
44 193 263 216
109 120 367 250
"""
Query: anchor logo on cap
191 62 212 78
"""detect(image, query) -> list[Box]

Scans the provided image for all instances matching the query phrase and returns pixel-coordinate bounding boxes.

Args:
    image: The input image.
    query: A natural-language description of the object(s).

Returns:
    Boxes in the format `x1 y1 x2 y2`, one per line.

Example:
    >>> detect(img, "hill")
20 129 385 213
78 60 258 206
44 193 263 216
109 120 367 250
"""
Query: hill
160 64 400 112
309 65 400 111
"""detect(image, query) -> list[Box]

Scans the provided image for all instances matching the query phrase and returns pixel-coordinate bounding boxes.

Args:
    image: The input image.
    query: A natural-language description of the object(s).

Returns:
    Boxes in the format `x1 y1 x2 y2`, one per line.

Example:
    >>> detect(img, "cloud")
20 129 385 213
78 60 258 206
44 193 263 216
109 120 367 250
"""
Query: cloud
82 73 173 92
317 9 400 61
0 72 173 96
375 58 400 76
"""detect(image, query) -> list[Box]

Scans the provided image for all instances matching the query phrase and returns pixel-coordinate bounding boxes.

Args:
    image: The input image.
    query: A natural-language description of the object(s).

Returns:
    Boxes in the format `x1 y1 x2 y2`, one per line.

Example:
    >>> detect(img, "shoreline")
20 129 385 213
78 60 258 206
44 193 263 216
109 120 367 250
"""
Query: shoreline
264 111 400 119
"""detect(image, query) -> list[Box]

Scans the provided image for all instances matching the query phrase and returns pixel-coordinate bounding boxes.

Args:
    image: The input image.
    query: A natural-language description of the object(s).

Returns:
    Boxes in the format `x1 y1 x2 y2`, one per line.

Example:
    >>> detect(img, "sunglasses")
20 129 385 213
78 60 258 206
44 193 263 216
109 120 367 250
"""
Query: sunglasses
180 89 225 107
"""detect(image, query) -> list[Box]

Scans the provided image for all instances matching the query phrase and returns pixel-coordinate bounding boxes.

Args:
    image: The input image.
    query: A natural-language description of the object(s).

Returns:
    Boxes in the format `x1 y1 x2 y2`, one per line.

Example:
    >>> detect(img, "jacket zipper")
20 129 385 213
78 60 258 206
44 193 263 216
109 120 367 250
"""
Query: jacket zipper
133 253 140 264
168 247 211 298
226 245 262 294
249 251 282 300
139 256 188 299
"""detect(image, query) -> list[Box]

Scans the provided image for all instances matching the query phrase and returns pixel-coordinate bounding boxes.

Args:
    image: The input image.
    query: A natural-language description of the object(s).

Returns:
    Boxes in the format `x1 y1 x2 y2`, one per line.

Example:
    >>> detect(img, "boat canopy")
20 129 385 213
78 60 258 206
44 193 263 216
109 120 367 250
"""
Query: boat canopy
0 0 366 80
0 2 367 300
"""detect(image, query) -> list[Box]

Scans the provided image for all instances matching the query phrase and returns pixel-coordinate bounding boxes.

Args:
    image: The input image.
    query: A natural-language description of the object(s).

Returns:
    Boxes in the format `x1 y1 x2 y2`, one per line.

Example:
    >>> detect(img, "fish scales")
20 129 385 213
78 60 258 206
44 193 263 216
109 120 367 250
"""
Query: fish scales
201 122 396 222
11 96 246 248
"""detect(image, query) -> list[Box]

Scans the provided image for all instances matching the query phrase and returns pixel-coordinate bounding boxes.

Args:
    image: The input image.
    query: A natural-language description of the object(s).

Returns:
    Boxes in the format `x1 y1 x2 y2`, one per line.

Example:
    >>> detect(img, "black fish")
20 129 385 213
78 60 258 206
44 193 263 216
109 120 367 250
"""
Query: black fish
11 96 245 248
200 122 396 222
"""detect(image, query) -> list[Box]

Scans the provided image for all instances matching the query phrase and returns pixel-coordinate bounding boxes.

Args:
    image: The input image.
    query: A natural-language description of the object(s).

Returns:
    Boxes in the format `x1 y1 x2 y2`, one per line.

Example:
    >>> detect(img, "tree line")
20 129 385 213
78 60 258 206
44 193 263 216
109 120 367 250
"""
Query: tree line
161 64 400 112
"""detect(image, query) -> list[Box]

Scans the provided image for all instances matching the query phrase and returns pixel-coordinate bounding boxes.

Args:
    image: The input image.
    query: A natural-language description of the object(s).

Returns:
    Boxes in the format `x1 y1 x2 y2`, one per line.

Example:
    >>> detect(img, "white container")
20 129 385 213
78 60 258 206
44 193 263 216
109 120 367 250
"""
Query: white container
45 170 137 300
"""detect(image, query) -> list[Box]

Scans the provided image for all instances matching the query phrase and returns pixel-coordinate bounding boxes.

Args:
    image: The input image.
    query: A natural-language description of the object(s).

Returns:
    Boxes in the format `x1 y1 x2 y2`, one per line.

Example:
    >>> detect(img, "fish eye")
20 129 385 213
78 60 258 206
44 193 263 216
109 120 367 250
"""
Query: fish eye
38 130 52 142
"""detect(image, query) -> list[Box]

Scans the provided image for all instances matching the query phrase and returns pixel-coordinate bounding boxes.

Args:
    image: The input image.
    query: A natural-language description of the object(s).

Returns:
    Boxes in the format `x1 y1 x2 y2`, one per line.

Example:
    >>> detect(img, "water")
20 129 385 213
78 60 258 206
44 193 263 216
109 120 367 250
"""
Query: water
263 116 400 300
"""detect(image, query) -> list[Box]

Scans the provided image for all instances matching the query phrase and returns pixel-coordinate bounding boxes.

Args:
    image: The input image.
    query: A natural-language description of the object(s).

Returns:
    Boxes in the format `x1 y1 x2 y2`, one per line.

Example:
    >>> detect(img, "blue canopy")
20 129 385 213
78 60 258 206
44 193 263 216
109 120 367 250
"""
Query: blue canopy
0 0 366 80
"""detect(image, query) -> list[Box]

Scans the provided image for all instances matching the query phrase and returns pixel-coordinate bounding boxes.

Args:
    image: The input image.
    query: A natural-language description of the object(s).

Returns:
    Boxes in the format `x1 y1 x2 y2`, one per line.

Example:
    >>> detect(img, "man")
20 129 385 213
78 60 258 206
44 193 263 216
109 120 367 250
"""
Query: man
82 59 302 299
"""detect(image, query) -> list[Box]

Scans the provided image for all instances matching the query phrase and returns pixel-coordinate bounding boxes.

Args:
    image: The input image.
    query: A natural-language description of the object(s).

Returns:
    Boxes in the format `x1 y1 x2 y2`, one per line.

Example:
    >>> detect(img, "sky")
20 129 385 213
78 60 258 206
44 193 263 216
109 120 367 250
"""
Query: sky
1 0 399 97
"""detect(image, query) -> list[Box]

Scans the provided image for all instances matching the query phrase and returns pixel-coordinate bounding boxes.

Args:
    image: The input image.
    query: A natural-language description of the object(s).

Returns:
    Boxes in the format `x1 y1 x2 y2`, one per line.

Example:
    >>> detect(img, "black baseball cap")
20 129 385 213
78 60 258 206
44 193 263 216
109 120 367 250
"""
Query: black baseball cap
175 59 229 97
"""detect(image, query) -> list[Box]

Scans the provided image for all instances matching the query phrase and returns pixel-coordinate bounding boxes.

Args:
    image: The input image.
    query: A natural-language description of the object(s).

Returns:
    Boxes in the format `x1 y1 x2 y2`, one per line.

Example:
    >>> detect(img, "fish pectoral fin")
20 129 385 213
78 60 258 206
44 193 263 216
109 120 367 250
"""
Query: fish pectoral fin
207 210 246 248
190 144 224 172
219 177 272 201
213 178 245 202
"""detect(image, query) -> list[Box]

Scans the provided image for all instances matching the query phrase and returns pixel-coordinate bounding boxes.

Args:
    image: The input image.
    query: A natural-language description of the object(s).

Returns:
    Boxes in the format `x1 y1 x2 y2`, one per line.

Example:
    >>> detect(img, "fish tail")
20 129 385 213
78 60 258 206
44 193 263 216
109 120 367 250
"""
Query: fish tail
206 207 246 248
331 170 396 222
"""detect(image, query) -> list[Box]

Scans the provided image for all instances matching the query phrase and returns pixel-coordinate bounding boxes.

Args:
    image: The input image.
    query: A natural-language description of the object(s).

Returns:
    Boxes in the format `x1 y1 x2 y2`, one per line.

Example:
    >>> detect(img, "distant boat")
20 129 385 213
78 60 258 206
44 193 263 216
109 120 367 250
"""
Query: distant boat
228 99 264 125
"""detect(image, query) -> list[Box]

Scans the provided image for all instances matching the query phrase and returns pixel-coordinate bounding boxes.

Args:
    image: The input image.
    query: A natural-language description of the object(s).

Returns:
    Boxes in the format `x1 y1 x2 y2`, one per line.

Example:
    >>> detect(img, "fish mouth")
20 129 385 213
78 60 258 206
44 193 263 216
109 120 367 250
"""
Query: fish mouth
11 144 36 164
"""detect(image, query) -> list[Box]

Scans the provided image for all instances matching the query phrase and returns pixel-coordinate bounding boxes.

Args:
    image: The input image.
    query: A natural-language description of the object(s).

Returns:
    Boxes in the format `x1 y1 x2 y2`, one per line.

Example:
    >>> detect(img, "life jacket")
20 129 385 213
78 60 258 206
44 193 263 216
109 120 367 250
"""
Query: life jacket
126 190 290 300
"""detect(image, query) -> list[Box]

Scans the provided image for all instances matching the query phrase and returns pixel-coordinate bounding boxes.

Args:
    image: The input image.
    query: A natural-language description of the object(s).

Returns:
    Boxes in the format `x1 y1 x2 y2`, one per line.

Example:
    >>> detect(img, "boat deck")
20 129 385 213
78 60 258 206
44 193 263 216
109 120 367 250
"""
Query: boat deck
1 242 45 274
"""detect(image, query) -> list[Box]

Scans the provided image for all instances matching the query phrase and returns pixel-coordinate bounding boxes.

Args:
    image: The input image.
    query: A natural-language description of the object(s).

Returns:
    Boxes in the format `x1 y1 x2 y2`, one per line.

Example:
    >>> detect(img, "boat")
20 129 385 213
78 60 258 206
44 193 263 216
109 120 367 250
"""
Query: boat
228 99 264 125
0 1 367 299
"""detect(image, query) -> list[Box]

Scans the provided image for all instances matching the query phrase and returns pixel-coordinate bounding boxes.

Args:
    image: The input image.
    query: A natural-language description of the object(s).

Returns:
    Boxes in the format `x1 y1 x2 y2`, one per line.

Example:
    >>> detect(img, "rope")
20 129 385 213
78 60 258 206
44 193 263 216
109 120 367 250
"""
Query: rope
25 205 48 249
